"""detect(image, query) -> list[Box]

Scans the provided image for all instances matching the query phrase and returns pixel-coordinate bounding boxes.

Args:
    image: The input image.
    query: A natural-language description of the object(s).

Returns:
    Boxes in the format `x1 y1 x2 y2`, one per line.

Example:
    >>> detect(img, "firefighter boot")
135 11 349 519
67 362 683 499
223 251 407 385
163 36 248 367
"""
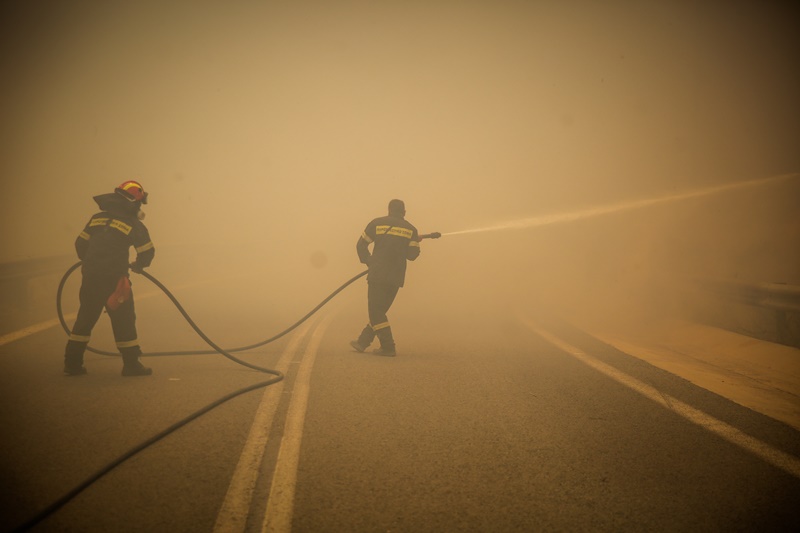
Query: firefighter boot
64 360 88 376
350 324 375 352
64 343 87 376
372 326 396 357
121 353 152 377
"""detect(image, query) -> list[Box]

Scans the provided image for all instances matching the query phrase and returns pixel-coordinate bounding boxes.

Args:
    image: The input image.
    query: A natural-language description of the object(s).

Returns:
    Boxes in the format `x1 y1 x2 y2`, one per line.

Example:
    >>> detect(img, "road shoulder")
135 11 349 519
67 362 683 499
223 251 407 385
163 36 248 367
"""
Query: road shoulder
580 318 800 431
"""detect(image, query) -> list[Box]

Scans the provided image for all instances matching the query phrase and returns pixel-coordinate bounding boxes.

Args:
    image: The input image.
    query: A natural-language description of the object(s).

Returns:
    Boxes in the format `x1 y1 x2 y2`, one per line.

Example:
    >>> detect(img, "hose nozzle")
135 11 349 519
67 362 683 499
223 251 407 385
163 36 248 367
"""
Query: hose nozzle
419 232 441 240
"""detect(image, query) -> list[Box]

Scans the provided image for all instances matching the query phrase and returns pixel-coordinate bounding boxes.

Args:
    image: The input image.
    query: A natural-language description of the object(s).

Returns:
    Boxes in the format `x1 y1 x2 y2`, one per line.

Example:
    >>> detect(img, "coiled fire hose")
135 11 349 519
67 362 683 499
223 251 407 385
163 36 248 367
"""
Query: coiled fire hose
56 260 368 369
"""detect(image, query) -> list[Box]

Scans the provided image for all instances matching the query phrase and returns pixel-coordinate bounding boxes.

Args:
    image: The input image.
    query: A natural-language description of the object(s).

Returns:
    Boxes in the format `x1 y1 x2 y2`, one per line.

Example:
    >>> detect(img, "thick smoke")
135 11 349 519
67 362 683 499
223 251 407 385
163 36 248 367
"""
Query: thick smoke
1 0 797 332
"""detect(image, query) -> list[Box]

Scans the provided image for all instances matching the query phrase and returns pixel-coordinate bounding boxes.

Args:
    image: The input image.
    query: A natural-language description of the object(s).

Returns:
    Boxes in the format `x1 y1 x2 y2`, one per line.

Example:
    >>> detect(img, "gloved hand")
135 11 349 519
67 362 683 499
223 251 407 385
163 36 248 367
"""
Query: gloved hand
129 263 143 274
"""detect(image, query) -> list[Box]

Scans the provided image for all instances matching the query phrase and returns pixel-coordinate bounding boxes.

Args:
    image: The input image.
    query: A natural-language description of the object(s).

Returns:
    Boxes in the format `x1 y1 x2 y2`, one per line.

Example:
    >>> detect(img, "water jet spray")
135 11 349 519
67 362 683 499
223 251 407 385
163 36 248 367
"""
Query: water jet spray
441 172 798 238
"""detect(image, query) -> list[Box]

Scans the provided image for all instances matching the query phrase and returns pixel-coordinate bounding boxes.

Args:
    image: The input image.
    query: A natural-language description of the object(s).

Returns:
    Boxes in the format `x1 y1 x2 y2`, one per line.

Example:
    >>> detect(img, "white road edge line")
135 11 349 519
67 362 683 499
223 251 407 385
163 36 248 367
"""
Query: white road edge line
522 318 800 480
0 316 76 347
262 314 333 533
212 320 314 533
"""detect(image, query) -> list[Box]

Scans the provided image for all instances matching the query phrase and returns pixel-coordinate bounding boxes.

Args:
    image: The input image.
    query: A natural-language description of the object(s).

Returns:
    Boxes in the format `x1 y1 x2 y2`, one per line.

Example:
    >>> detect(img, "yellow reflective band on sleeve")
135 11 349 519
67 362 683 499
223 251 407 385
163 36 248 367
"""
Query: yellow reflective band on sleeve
110 219 132 235
371 322 390 331
409 240 420 248
69 333 91 343
89 217 109 227
361 232 373 244
136 241 154 253
79 231 90 240
116 339 140 349
375 225 390 235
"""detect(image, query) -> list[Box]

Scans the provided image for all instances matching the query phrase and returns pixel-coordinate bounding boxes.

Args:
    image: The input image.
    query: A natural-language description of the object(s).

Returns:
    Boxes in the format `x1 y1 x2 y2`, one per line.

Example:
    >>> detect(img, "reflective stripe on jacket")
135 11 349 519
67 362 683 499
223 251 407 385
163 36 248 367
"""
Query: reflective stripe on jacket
76 211 154 278
357 215 419 287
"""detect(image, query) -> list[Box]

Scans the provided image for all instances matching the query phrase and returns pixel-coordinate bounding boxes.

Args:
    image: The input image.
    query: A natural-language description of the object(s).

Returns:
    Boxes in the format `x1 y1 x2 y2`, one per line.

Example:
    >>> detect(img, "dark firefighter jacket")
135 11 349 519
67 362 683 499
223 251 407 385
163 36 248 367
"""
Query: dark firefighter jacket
75 193 155 278
357 215 420 287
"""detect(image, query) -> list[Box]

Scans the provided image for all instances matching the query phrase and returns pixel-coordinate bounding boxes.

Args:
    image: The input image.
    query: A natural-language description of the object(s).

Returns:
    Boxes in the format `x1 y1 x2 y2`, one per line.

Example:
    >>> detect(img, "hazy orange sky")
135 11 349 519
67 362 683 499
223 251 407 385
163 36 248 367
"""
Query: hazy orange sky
1 0 797 295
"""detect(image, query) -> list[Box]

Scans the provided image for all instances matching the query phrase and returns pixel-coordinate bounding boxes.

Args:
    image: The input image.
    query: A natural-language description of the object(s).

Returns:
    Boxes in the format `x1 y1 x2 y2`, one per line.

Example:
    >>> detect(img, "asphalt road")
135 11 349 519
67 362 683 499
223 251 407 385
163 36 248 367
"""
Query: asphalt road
2 279 799 532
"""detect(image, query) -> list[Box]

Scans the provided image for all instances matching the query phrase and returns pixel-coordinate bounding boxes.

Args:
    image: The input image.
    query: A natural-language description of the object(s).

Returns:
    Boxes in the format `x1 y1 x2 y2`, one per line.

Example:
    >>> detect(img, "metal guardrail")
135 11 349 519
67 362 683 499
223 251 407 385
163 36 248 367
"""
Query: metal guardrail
698 279 800 313
0 254 77 331
0 254 74 282
695 278 800 348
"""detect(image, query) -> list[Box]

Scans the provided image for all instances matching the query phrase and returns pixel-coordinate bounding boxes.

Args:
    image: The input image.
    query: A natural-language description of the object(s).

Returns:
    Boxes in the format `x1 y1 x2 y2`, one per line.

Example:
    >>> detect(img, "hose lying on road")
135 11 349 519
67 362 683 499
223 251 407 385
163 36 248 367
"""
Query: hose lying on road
14 263 368 533
56 261 368 360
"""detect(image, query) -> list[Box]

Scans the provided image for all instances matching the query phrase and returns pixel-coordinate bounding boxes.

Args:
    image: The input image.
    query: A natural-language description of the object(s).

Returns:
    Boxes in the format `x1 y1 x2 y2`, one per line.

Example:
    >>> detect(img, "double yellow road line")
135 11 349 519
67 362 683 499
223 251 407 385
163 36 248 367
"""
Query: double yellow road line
213 314 332 533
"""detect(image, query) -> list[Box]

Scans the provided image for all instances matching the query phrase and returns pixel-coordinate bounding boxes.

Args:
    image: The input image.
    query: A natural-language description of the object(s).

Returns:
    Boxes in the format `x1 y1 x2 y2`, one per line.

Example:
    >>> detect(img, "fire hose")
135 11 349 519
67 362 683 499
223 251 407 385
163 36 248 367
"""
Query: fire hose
15 232 441 531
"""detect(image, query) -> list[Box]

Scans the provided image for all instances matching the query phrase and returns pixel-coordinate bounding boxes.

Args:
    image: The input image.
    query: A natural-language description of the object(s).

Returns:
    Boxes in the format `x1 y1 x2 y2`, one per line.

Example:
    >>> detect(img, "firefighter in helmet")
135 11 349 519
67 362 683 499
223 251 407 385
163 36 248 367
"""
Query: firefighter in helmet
350 199 420 356
63 181 155 376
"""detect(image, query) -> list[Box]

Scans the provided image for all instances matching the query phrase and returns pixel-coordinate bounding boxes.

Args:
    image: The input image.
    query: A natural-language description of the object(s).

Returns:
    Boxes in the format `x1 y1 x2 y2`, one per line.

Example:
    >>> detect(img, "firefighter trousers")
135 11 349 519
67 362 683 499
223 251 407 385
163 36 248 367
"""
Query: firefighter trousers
357 281 400 349
64 273 142 368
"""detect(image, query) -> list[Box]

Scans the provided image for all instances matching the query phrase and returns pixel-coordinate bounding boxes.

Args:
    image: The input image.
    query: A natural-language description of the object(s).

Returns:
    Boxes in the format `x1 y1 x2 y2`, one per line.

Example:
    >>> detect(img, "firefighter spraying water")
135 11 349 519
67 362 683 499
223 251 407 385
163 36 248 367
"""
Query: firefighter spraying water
348 199 441 357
